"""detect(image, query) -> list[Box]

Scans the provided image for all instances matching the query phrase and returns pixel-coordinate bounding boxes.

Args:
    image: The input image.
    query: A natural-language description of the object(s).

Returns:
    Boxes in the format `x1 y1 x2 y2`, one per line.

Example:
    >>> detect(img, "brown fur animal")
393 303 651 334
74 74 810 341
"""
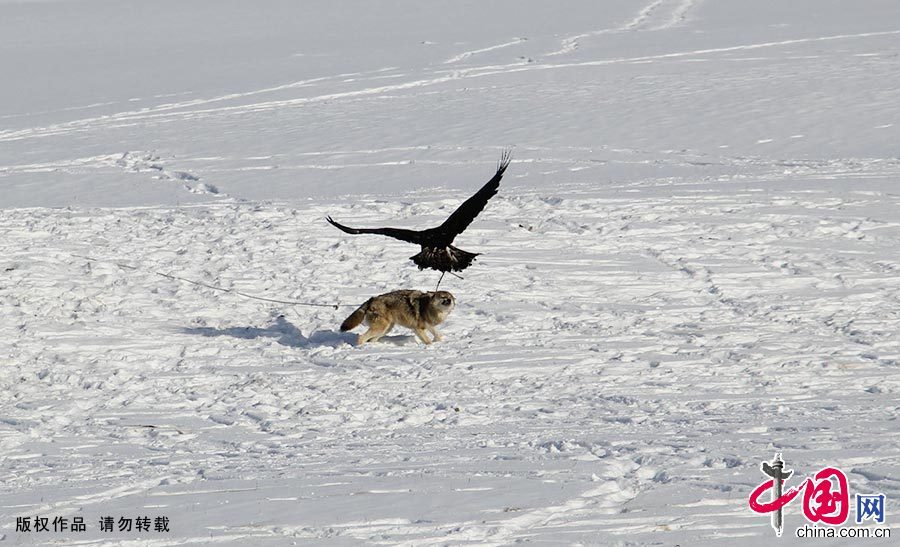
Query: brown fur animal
340 290 455 346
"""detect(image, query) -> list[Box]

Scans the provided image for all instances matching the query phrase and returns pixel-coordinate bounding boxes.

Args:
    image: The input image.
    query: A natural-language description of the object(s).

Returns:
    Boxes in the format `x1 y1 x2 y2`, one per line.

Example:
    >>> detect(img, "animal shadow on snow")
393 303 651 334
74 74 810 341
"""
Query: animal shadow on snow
180 315 355 348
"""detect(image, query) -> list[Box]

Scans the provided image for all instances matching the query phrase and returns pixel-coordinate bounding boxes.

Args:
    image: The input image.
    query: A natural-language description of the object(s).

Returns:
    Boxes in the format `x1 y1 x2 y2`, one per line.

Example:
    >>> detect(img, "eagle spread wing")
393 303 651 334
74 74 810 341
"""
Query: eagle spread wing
325 216 423 245
436 149 511 240
324 149 511 273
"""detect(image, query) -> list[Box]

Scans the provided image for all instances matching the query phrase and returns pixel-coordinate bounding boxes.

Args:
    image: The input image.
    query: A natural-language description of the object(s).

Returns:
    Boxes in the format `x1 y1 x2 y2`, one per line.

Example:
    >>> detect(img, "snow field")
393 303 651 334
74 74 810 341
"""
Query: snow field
3 0 900 543
2 175 899 543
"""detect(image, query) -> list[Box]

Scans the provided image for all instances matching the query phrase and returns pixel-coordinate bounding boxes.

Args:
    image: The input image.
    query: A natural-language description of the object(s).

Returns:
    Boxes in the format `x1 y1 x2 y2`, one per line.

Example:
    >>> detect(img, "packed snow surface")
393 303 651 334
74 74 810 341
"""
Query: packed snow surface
2 0 899 545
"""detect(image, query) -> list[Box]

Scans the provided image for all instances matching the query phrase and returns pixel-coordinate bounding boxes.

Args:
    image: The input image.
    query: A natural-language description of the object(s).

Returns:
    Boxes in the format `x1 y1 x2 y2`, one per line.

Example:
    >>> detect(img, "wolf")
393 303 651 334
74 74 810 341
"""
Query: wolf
340 290 455 346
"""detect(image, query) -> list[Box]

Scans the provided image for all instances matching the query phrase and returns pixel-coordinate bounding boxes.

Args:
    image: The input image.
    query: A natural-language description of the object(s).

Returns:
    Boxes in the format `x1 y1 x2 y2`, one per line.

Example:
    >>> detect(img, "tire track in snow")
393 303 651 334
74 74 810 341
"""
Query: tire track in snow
547 0 701 56
646 0 702 32
0 66 402 143
2 28 899 144
3 27 898 146
474 28 900 80
0 71 464 142
547 0 664 56
134 66 401 116
444 37 527 64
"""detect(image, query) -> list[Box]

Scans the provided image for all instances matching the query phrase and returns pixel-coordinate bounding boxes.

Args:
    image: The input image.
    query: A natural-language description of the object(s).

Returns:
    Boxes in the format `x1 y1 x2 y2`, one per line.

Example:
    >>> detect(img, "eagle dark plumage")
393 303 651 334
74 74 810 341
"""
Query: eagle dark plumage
326 150 511 274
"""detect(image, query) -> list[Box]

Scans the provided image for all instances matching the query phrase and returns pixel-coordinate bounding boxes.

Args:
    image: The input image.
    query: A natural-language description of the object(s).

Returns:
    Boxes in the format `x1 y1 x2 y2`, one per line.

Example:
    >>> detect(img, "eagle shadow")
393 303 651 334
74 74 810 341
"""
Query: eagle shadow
181 315 355 348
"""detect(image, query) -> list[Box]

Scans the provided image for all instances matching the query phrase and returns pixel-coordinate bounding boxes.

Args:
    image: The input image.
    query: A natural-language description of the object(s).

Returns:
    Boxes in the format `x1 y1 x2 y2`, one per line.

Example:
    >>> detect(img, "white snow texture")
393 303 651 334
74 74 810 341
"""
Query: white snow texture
1 0 898 545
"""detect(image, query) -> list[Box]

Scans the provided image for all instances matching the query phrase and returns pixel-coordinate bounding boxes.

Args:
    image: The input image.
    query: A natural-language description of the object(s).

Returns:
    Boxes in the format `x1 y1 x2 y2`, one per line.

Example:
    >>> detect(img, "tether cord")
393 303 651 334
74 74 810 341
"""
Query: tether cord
71 254 342 309
435 270 464 291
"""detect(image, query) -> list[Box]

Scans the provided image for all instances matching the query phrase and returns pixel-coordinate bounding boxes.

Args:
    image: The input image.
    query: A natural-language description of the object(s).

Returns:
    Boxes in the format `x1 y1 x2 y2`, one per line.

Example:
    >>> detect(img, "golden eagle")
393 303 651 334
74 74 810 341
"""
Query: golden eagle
326 150 511 277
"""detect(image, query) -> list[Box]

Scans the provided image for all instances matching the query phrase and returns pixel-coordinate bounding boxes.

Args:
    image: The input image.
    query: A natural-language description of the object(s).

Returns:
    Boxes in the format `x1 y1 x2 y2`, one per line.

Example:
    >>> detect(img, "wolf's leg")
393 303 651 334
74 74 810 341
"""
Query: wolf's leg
413 329 432 345
427 326 443 342
357 329 375 345
358 317 389 345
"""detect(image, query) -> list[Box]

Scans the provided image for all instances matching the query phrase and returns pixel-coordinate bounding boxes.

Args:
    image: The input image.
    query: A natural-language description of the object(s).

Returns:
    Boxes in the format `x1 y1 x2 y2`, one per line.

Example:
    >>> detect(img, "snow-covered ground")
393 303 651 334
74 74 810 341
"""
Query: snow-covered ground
2 0 899 544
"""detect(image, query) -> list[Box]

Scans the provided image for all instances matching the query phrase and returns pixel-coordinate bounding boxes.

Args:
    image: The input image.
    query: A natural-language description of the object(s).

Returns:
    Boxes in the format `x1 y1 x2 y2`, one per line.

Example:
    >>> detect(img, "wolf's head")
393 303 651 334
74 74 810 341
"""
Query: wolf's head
426 290 455 321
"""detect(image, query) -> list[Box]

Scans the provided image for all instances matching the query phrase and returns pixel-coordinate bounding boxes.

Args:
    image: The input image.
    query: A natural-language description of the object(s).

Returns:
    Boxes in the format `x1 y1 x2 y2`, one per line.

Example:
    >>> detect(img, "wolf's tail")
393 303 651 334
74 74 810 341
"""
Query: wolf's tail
340 299 371 332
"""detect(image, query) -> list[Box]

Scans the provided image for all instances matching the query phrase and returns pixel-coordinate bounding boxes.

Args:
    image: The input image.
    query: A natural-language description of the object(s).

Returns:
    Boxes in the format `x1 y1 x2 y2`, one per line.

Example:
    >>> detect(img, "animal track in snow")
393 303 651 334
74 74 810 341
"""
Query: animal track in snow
116 151 221 196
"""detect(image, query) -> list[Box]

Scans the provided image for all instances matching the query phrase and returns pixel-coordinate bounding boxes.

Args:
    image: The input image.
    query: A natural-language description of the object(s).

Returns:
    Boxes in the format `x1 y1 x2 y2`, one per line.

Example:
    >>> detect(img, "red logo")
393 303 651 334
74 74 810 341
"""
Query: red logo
801 467 849 525
749 454 851 536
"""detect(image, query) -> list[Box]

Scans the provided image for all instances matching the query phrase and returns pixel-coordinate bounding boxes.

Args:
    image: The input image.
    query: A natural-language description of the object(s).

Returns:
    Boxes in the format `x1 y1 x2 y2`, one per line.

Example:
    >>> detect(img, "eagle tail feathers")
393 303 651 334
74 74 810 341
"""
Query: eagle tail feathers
410 246 478 272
